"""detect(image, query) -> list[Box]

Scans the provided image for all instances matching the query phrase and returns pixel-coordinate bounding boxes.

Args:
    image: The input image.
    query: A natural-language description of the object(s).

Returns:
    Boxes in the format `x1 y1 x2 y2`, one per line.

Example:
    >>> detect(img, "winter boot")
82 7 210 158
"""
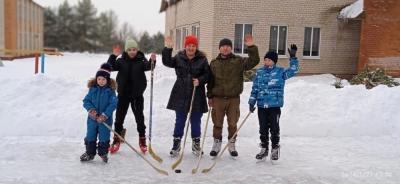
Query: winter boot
81 140 96 161
210 138 222 157
99 154 108 163
80 152 95 162
192 137 203 156
255 142 269 160
271 144 280 161
139 136 147 154
97 141 110 163
228 138 238 157
169 137 181 157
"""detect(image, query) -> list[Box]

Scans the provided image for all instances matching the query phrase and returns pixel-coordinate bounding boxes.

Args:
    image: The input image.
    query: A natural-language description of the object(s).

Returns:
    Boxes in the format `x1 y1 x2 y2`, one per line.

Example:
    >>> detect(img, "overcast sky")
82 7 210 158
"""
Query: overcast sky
33 0 165 35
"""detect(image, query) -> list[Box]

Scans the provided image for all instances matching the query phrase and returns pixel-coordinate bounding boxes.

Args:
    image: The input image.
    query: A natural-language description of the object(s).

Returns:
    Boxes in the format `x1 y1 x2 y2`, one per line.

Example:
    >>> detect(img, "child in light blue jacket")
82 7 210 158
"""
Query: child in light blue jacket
249 44 299 161
81 63 118 163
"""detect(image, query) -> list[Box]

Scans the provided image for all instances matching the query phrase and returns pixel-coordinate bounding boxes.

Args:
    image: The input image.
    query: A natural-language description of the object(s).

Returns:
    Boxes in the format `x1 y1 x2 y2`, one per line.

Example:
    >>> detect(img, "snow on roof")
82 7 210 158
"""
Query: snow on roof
339 0 364 19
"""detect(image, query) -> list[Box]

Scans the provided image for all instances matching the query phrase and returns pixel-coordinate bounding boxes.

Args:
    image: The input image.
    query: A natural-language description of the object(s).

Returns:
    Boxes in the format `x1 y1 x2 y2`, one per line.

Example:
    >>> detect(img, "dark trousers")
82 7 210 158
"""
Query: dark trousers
173 111 203 138
114 95 146 137
257 107 281 147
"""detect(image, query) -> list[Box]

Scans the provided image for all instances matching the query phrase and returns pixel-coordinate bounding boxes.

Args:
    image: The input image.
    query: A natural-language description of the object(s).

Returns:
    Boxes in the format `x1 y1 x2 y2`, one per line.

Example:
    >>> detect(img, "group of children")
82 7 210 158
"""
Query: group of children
80 37 299 163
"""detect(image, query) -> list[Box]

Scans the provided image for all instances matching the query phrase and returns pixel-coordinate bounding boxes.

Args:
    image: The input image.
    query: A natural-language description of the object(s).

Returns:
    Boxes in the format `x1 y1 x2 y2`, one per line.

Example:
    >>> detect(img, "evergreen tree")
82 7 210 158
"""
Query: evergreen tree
139 31 152 53
57 0 75 51
43 8 58 48
75 0 99 52
98 10 119 52
151 32 164 54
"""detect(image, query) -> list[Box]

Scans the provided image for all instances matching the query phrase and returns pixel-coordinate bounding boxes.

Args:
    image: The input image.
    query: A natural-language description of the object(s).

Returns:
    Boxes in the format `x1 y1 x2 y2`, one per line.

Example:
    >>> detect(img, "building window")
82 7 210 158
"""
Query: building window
269 25 287 55
234 24 252 54
175 29 181 50
191 25 200 41
182 27 188 48
303 27 320 57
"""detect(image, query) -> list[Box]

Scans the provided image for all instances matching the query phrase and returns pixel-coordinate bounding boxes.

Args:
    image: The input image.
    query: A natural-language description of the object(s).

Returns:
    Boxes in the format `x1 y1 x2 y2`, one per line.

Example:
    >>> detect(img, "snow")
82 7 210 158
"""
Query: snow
339 0 364 19
0 53 399 183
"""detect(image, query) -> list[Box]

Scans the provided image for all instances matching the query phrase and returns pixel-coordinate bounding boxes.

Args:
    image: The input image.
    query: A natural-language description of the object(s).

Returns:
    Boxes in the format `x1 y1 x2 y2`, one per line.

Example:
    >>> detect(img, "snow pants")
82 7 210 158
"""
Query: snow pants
257 107 281 147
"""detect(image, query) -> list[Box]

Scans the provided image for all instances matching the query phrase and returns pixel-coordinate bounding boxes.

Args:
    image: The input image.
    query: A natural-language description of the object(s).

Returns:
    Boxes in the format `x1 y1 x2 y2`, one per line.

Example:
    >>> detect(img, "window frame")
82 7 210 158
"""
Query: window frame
303 27 321 59
269 25 288 57
233 23 253 55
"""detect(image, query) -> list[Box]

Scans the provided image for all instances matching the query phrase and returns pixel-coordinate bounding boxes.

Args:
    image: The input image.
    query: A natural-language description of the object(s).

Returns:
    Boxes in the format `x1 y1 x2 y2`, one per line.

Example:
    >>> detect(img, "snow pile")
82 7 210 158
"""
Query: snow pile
339 0 364 19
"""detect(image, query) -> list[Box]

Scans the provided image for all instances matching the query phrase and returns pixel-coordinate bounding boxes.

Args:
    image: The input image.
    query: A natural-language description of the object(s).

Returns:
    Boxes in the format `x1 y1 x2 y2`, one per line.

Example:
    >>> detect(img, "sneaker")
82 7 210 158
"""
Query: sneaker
169 137 181 157
271 144 280 161
210 138 222 157
228 139 238 157
80 152 95 162
192 137 203 156
139 137 147 153
99 154 108 163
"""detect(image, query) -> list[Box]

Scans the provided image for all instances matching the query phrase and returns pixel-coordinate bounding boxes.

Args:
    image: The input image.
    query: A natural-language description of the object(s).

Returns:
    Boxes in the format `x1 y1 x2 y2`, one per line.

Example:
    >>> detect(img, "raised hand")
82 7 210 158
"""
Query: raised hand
112 45 121 56
288 44 297 58
150 53 157 61
165 36 173 48
244 34 254 47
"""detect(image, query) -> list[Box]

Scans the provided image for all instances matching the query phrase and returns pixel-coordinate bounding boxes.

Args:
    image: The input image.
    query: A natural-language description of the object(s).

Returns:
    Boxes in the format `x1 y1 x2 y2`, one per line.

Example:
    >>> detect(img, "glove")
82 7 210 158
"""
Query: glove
88 109 98 120
287 44 297 58
96 114 108 123
249 104 256 113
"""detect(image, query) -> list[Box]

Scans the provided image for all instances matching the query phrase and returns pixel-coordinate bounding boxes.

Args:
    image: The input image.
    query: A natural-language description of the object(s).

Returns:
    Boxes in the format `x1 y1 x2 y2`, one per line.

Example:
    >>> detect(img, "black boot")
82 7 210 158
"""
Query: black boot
170 137 181 157
81 139 96 162
80 152 95 162
98 141 110 163
271 144 280 161
255 142 269 160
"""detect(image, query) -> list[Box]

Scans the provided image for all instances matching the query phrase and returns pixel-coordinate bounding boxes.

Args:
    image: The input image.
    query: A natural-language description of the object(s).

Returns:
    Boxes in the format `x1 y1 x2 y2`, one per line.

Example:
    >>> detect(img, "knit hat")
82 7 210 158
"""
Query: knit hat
125 39 138 51
184 35 198 47
219 38 232 48
96 63 112 80
264 51 278 63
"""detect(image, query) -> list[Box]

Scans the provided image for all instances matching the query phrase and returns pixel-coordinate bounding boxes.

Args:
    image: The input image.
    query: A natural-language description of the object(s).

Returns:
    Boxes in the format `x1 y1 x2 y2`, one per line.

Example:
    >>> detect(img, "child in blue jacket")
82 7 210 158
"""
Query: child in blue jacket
248 44 299 161
81 63 118 163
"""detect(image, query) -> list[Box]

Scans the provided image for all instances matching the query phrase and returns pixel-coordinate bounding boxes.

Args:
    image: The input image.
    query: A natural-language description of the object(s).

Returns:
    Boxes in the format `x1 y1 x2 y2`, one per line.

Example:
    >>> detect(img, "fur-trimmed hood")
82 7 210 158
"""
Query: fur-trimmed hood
87 78 117 90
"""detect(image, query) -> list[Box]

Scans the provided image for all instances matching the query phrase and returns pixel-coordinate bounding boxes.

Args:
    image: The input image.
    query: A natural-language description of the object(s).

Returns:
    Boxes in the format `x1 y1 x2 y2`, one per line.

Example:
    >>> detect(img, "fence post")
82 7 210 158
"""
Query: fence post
41 53 45 74
35 53 39 74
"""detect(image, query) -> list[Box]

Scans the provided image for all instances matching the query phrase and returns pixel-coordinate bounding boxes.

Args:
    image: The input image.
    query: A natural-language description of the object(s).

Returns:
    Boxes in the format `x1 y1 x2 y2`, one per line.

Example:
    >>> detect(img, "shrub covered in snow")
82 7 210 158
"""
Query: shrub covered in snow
350 67 400 89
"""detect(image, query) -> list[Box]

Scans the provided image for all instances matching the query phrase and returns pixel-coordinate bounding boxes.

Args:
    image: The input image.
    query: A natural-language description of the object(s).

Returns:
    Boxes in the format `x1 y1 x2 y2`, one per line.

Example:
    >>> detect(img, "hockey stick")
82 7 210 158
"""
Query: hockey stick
171 86 197 170
148 59 163 163
102 122 168 176
191 107 212 174
201 111 252 173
